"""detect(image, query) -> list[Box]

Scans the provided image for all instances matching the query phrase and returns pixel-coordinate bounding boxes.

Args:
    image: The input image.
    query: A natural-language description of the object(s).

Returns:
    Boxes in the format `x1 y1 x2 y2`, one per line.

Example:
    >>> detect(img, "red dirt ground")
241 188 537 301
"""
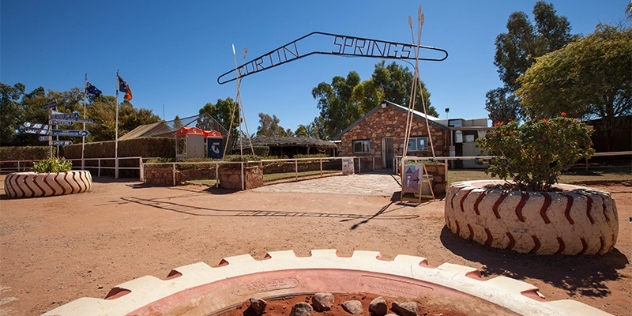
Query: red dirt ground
0 176 630 315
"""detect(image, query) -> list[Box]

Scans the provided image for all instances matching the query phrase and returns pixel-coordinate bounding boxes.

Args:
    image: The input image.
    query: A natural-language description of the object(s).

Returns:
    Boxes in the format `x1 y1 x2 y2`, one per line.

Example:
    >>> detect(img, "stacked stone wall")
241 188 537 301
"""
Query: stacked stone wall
218 166 263 190
145 168 179 186
423 163 447 195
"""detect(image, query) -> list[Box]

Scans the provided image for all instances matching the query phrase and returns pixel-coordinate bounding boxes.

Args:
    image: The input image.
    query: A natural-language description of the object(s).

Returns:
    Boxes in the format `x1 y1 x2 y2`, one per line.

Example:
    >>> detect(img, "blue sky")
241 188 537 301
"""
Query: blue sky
1 1 628 132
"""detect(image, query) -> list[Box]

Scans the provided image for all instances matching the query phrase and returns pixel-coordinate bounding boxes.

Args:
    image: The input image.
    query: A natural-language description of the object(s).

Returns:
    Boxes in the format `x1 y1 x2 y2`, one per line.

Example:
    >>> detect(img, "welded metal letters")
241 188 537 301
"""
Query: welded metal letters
217 31 448 84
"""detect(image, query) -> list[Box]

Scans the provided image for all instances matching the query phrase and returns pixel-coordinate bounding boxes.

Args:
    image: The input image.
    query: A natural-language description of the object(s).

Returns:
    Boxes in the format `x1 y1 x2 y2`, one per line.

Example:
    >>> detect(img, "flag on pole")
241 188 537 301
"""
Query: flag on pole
117 75 133 100
85 82 102 97
124 85 132 101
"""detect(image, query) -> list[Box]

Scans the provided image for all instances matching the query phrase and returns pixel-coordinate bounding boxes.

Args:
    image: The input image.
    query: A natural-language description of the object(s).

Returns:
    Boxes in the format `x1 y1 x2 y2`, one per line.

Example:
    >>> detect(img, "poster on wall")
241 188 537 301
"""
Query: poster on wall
402 165 421 194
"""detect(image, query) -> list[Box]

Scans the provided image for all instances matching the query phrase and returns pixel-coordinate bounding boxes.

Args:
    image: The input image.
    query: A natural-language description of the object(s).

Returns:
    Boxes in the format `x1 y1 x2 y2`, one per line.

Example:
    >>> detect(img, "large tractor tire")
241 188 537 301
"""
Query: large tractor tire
4 171 92 198
43 249 610 316
445 180 619 255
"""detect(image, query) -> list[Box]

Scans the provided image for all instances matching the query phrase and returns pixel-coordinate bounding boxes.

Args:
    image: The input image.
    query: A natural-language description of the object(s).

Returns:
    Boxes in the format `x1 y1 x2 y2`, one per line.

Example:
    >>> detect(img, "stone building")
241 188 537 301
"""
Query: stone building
337 100 490 170
337 100 450 170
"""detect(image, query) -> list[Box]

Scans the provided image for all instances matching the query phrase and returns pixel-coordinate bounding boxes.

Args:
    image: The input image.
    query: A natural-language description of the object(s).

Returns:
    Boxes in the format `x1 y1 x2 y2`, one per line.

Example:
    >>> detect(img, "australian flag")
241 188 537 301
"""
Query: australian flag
117 75 133 100
85 82 102 97
117 76 128 93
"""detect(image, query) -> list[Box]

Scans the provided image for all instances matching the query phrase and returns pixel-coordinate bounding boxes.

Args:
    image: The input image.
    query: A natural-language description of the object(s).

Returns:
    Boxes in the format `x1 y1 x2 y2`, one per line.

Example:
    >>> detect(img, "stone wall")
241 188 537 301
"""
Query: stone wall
145 167 179 186
145 168 218 186
340 106 449 167
423 163 447 195
218 166 264 190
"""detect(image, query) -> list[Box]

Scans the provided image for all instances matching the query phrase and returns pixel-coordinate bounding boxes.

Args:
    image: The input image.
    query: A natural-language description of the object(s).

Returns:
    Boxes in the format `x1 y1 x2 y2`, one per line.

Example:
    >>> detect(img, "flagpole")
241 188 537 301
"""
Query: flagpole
115 70 119 179
82 73 87 170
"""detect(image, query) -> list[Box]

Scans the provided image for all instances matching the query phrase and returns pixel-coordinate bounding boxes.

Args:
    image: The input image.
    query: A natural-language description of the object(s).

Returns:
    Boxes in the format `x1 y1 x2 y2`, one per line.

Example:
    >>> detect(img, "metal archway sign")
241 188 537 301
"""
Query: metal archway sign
217 31 448 84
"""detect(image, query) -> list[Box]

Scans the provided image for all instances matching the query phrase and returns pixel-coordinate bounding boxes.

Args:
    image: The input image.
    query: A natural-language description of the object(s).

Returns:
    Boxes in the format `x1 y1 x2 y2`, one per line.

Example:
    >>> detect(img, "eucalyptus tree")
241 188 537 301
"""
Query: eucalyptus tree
487 1 575 123
372 61 436 116
198 97 241 138
516 24 632 150
256 113 292 137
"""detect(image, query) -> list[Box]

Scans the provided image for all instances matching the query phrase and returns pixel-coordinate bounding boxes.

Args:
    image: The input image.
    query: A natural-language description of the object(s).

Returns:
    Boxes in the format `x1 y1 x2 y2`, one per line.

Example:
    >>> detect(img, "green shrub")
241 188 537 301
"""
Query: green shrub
252 146 270 157
293 154 328 159
0 146 55 161
144 157 174 168
33 157 72 173
476 114 594 191
224 154 261 162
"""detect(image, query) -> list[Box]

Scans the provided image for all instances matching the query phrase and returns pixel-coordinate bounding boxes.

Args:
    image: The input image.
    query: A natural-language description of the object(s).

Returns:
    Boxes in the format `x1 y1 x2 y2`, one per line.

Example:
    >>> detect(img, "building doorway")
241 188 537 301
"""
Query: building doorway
382 137 394 169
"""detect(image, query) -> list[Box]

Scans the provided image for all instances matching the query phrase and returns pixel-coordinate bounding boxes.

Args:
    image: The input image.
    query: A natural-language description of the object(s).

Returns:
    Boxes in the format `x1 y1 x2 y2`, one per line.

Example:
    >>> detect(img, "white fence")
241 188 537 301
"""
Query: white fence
142 156 378 187
2 152 629 183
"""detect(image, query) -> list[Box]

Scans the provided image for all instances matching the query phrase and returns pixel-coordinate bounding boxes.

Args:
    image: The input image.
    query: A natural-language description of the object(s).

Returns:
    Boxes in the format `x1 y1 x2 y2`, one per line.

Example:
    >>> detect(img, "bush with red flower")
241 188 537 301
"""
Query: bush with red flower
476 115 594 191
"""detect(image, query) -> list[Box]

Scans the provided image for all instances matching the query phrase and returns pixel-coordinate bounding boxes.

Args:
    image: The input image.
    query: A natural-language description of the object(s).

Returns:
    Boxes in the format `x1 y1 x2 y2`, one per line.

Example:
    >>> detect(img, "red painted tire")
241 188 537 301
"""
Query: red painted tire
444 180 619 255
4 171 92 198
42 249 610 316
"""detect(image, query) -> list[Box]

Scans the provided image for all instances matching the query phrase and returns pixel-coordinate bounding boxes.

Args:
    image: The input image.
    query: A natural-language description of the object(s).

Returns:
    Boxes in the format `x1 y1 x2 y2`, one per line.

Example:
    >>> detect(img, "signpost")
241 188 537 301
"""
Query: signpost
24 122 50 130
51 140 73 146
25 129 50 135
50 120 75 125
50 113 80 120
51 130 90 137
23 110 94 158
43 101 58 109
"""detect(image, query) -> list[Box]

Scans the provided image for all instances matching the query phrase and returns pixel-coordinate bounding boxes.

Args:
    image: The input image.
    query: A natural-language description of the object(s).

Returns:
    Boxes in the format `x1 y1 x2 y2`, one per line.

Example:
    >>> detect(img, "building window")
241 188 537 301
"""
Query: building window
353 140 371 153
408 136 428 151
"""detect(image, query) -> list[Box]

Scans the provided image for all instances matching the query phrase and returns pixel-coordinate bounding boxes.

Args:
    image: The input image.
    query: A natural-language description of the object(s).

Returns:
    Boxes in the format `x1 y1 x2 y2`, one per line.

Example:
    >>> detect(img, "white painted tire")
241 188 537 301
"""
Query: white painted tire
43 249 610 316
4 171 92 198
445 180 619 255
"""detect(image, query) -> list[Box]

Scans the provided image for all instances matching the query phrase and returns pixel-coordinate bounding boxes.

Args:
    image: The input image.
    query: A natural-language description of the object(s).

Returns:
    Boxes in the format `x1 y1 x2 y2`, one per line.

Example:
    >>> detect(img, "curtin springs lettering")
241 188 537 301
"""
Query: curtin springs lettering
217 31 447 84
332 36 412 59
236 42 300 78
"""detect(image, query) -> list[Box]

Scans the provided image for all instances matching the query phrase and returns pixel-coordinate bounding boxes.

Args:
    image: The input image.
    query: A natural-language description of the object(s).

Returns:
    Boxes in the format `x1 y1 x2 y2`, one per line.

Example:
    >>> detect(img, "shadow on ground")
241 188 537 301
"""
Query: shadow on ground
115 195 420 223
439 226 629 298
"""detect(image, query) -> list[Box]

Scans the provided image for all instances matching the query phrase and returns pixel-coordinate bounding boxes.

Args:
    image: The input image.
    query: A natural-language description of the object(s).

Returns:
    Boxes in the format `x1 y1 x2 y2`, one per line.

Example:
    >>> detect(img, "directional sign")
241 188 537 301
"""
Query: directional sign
51 140 73 146
23 122 50 130
50 120 77 125
51 129 90 137
74 117 94 123
50 118 94 124
25 128 50 135
50 113 79 120
39 136 50 141
43 101 58 109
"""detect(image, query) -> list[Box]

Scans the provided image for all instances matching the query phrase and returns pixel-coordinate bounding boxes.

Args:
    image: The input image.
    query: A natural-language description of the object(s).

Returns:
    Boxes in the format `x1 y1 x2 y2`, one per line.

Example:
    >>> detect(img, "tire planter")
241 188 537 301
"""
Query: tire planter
445 180 619 255
4 171 92 198
43 249 610 316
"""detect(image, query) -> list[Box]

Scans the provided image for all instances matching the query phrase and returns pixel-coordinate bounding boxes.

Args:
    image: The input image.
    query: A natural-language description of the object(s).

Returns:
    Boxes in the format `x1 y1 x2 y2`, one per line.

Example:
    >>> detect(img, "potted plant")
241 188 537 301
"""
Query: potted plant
4 157 92 198
444 114 619 255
